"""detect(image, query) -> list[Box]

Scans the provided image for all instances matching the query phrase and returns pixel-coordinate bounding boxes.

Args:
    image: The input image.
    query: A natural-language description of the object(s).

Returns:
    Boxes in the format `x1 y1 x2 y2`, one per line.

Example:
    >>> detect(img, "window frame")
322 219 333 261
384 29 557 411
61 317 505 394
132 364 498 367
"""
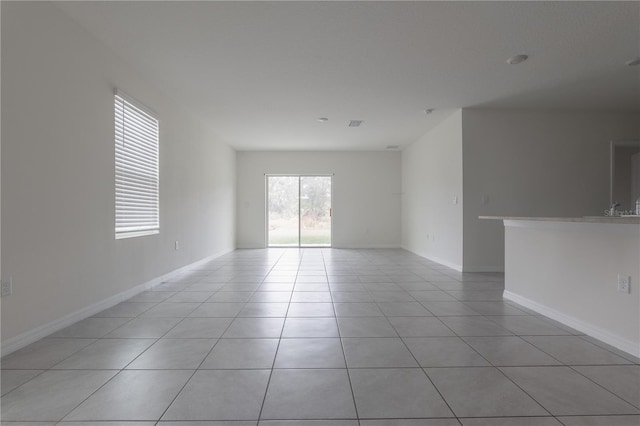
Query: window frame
114 90 160 239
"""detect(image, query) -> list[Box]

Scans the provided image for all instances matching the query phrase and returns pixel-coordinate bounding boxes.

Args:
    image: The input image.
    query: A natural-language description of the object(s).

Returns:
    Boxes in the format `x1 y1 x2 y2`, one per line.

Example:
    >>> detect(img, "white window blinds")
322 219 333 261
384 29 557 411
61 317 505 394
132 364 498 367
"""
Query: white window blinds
115 92 160 239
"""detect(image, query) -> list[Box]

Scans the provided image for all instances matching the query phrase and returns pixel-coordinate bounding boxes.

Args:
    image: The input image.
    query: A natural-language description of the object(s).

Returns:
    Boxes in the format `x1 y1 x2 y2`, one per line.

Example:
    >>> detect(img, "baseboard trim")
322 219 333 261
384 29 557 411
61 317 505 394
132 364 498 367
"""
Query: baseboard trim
503 290 640 358
401 247 463 272
236 245 403 249
462 266 505 273
334 244 402 249
1 248 233 357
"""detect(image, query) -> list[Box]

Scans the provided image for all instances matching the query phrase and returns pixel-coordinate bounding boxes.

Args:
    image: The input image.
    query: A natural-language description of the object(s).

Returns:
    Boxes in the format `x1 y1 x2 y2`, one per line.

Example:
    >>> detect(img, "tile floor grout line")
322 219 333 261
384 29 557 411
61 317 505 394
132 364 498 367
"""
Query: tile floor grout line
564 363 640 410
325 250 363 424
3 248 639 424
153 297 245 422
255 248 298 422
388 294 461 422
146 249 286 423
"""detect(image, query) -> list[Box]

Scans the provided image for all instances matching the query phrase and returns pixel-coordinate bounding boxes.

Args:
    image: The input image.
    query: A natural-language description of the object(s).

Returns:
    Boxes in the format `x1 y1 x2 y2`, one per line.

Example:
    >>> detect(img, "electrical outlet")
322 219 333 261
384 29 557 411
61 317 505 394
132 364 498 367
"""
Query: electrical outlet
617 274 630 293
1 277 13 297
175 241 180 251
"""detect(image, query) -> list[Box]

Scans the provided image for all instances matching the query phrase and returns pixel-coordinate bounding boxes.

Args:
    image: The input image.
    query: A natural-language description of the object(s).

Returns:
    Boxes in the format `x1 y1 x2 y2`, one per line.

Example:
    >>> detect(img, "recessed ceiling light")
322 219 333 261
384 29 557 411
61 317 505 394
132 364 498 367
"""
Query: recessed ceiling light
423 108 435 115
626 58 640 67
506 54 529 65
317 117 329 122
386 145 400 150
349 120 363 127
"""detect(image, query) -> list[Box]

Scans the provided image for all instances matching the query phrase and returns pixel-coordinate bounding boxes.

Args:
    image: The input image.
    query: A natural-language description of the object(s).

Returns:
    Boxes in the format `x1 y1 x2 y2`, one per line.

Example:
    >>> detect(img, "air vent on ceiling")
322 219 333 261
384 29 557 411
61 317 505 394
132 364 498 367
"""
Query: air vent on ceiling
348 120 363 127
386 145 400 150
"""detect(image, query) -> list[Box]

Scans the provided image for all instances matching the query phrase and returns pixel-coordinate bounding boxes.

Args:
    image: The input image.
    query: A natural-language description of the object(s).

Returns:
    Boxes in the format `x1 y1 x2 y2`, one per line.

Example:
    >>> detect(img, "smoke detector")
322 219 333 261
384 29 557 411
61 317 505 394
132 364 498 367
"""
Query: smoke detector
506 54 528 65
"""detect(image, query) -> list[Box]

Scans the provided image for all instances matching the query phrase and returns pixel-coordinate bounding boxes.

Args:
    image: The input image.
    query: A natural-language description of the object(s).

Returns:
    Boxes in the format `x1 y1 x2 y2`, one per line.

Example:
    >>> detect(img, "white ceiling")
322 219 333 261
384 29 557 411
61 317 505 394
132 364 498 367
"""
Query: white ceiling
55 1 640 151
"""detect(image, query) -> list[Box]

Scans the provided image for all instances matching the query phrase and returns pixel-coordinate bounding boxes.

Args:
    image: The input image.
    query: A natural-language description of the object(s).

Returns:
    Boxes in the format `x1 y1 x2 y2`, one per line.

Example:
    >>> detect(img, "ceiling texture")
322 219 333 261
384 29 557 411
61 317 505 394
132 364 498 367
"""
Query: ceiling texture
55 1 640 151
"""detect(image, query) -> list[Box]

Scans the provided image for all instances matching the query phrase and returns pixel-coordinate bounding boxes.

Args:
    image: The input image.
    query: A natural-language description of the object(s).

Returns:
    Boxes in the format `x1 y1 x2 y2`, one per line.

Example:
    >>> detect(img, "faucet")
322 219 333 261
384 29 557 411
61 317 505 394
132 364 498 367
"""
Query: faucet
609 202 621 216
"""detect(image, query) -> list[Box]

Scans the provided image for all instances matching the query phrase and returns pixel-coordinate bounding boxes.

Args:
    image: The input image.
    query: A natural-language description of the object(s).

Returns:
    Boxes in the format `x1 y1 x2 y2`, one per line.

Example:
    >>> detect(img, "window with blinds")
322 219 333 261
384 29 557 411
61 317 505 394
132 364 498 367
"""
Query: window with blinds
114 92 160 239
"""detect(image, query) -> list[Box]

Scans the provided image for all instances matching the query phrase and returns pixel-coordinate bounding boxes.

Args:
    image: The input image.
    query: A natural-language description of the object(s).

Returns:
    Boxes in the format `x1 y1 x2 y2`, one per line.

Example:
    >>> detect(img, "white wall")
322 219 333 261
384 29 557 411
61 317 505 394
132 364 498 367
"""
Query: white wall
504 220 640 357
462 109 640 271
1 3 235 343
401 110 463 270
632 152 640 209
236 151 401 249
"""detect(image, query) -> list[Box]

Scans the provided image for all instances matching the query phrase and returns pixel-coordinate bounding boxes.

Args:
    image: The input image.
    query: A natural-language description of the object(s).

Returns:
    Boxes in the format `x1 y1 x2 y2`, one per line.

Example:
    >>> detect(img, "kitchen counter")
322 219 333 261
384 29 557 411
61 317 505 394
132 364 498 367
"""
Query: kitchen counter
480 215 640 224
488 216 640 357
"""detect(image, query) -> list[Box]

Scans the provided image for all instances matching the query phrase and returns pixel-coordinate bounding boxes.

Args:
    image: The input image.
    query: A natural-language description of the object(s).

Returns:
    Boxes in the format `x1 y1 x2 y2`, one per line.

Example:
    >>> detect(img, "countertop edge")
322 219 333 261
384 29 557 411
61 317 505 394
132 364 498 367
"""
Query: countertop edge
479 215 640 224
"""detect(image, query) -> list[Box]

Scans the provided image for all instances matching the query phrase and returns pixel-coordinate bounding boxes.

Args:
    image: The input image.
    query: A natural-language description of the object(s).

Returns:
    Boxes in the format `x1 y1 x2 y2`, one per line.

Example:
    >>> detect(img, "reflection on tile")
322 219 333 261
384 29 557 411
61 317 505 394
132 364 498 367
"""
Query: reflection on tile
287 303 335 317
282 318 339 338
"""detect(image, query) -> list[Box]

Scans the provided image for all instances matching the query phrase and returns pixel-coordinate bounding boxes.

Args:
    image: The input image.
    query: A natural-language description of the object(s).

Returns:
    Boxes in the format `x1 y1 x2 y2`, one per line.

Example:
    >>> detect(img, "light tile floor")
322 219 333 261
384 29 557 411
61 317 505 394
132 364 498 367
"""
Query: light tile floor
2 248 639 425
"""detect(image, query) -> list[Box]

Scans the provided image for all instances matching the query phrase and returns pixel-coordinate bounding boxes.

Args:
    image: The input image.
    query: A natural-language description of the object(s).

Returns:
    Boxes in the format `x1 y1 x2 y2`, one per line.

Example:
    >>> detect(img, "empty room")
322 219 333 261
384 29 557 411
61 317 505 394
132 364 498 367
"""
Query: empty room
1 1 639 425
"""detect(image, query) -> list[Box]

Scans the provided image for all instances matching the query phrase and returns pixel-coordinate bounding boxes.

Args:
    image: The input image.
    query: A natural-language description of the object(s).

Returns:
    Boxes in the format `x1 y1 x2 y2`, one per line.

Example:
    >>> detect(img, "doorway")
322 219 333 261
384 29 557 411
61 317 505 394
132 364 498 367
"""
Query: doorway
267 175 332 247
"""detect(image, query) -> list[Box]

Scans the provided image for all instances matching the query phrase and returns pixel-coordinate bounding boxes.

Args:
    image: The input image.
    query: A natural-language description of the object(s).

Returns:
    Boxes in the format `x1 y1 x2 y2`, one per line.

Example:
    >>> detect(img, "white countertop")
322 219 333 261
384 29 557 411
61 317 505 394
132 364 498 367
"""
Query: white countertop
479 215 640 224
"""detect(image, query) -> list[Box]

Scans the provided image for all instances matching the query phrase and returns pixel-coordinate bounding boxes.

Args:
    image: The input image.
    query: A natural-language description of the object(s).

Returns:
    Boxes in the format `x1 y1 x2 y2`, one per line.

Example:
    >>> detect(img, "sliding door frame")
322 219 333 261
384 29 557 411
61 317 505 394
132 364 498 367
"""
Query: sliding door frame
265 174 333 248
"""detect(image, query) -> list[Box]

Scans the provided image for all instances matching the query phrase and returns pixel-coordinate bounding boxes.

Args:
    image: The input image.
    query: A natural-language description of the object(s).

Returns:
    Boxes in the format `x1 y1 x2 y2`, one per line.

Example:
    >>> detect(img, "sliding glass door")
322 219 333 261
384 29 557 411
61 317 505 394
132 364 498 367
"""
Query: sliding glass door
267 175 332 247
